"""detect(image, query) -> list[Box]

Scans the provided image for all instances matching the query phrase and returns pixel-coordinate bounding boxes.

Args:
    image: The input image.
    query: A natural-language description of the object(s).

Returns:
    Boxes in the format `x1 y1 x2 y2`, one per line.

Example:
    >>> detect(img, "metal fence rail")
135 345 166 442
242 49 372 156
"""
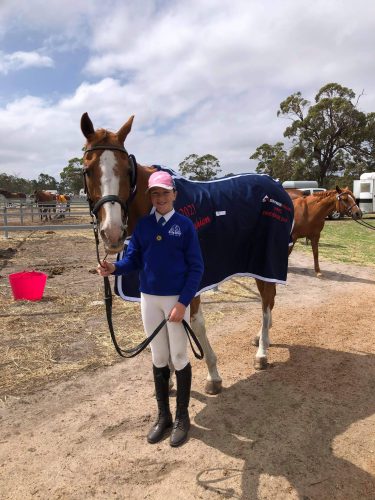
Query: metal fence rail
0 224 92 238
1 200 92 238
1 201 91 238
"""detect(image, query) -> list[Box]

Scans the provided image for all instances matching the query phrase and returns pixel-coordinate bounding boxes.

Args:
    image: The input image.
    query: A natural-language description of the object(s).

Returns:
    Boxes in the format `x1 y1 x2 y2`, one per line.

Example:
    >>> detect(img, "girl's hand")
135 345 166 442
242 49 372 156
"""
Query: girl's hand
169 302 186 322
97 260 115 277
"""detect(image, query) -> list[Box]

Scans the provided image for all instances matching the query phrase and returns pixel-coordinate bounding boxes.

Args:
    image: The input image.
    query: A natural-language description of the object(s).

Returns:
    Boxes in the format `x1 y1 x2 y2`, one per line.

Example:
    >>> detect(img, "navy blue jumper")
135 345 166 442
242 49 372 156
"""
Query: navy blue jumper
113 212 204 307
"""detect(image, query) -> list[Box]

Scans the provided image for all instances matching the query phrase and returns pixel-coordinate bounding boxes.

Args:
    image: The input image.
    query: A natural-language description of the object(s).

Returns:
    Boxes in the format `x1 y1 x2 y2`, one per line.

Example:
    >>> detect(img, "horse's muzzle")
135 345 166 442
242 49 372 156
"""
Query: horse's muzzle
106 246 124 255
100 228 127 254
351 209 363 220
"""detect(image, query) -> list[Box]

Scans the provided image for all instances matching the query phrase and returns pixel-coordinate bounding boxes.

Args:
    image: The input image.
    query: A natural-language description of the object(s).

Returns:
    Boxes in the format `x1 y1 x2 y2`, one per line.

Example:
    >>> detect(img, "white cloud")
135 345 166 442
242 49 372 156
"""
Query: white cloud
0 51 54 74
0 0 375 181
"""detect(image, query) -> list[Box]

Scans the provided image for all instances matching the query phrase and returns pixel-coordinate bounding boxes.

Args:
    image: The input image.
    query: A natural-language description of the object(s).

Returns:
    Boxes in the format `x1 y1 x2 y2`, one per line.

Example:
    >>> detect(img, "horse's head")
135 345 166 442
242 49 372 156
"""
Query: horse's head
81 112 137 254
335 186 362 220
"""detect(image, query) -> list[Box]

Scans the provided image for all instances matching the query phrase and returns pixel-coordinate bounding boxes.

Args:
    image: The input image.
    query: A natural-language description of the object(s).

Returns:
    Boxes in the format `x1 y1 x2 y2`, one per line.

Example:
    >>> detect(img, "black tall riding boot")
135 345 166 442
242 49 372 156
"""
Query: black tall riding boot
170 362 192 447
147 365 173 444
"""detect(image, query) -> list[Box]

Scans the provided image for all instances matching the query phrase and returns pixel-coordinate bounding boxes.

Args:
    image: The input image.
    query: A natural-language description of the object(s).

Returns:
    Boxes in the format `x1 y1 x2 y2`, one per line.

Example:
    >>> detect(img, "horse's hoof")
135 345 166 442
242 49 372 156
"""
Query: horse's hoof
205 380 222 395
254 357 268 370
252 336 260 347
316 272 323 278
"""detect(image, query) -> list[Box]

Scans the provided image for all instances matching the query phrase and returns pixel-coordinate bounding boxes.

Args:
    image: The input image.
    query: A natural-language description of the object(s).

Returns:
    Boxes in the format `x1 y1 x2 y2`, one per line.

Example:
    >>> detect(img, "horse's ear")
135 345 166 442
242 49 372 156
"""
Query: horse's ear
117 115 134 144
336 185 342 194
81 112 95 139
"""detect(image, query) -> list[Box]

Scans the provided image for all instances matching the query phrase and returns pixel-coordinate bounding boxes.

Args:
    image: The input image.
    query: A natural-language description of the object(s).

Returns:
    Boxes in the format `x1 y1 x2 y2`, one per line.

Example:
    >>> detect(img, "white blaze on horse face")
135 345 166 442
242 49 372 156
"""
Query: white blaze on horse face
99 151 124 248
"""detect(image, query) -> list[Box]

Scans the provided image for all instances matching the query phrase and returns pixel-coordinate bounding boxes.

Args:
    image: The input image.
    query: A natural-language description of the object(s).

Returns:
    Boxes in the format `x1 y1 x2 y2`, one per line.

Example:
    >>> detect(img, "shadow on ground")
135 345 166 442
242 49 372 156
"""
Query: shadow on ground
191 344 375 499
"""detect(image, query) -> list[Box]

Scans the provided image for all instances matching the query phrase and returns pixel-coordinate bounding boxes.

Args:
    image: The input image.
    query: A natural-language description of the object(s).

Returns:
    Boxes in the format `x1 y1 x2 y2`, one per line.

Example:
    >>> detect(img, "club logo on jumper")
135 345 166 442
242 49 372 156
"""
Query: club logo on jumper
168 224 182 237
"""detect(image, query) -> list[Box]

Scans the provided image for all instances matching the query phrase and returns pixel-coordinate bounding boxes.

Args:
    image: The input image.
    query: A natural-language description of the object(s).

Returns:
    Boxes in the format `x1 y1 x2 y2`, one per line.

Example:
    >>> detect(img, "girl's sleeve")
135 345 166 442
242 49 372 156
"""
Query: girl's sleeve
178 222 204 307
112 227 142 275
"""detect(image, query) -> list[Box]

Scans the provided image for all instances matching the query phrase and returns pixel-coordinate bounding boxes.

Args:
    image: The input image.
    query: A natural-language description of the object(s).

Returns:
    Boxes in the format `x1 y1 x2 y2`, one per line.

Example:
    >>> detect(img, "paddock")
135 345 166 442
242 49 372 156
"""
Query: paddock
0 228 375 499
0 198 91 238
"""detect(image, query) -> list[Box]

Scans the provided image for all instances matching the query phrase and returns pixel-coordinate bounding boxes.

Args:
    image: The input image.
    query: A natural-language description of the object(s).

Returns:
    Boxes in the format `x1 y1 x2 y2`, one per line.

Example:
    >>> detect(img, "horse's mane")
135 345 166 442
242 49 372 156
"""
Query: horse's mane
312 190 337 199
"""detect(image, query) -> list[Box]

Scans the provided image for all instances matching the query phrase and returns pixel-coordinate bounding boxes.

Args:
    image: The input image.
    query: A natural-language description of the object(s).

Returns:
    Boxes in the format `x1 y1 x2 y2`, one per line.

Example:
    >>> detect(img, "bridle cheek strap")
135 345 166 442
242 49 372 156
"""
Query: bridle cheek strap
336 193 358 216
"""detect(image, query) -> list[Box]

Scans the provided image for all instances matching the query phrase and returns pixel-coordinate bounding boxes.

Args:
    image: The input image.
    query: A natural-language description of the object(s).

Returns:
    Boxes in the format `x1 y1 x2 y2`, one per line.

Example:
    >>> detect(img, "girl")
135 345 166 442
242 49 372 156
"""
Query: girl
97 171 204 447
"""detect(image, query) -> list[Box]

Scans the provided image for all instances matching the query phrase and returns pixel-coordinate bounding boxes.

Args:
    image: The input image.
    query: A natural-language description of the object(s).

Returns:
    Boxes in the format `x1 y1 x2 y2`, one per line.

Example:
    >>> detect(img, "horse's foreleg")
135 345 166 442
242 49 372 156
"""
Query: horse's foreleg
311 235 322 277
254 280 275 370
190 298 222 395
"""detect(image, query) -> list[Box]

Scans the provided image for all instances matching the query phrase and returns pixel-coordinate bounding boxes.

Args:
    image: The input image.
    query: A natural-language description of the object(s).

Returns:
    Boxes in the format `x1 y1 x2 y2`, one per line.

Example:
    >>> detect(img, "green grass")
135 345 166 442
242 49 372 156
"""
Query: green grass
294 217 375 267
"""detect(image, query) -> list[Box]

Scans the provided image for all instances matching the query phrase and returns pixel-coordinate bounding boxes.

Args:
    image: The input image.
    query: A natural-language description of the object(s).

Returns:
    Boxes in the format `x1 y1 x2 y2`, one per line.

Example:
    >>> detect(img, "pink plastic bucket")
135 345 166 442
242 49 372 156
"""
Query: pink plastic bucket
8 271 47 301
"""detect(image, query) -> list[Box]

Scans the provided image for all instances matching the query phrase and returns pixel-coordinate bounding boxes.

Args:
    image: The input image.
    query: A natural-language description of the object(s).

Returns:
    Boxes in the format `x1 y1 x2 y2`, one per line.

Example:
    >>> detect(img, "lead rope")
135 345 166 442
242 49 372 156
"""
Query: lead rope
103 277 203 359
90 209 203 359
353 218 375 230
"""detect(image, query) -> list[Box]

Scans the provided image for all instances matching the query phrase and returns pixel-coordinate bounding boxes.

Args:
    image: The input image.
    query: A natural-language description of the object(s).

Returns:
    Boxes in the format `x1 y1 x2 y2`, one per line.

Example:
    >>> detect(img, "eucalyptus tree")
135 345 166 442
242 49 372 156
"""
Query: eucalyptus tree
277 83 372 186
59 157 83 194
178 154 222 181
250 142 297 182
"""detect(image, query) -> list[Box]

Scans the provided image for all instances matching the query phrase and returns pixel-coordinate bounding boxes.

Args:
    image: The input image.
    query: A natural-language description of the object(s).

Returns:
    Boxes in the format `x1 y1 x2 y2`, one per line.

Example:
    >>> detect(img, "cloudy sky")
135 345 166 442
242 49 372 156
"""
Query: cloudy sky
1 0 375 181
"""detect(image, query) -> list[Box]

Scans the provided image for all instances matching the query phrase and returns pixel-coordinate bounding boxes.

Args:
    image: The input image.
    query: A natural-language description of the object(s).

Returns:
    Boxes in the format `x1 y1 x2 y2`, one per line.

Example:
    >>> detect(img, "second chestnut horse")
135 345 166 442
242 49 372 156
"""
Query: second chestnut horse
289 188 362 276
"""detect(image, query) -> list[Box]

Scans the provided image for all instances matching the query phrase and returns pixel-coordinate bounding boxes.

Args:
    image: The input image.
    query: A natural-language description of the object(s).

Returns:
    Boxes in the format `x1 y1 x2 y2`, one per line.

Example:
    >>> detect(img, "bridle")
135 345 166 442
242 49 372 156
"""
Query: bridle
336 191 359 217
82 144 138 263
336 191 375 230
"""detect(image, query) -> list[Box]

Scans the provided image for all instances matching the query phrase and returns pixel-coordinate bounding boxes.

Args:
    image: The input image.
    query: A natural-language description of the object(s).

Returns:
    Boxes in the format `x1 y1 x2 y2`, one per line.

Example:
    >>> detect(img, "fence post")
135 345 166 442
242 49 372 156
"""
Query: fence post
3 206 8 239
20 203 24 225
31 203 34 222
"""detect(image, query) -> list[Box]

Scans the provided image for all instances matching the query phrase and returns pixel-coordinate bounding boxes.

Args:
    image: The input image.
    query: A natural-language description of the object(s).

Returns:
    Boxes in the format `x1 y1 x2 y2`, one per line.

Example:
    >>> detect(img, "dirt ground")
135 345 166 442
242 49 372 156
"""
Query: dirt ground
0 229 375 500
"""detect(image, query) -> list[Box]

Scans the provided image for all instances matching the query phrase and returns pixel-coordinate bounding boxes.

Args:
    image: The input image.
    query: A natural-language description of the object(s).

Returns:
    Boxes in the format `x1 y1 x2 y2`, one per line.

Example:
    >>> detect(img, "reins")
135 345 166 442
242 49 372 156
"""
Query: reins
84 145 204 360
353 218 375 230
102 272 203 359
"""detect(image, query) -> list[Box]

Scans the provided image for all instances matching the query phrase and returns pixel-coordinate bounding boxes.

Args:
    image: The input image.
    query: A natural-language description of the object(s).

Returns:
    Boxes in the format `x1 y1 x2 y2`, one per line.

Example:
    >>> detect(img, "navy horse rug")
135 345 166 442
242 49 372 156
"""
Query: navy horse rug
115 170 294 301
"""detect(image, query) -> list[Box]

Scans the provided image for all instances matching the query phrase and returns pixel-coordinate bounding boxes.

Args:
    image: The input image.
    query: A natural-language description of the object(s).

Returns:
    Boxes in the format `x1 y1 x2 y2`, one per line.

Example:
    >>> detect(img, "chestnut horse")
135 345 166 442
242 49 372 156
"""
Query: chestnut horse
80 112 294 394
56 194 71 215
284 188 304 201
33 190 57 221
289 188 362 276
0 189 26 200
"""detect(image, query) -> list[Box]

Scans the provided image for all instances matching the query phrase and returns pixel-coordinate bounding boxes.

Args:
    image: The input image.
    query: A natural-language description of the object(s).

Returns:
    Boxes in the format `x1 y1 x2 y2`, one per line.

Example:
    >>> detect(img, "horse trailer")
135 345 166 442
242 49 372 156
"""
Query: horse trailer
282 180 319 190
282 181 326 199
353 172 375 214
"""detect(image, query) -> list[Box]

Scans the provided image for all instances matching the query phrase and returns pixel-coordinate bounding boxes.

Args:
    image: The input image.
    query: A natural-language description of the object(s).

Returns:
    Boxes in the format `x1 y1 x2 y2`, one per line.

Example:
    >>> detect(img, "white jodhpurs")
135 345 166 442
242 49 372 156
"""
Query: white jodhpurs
140 293 190 371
